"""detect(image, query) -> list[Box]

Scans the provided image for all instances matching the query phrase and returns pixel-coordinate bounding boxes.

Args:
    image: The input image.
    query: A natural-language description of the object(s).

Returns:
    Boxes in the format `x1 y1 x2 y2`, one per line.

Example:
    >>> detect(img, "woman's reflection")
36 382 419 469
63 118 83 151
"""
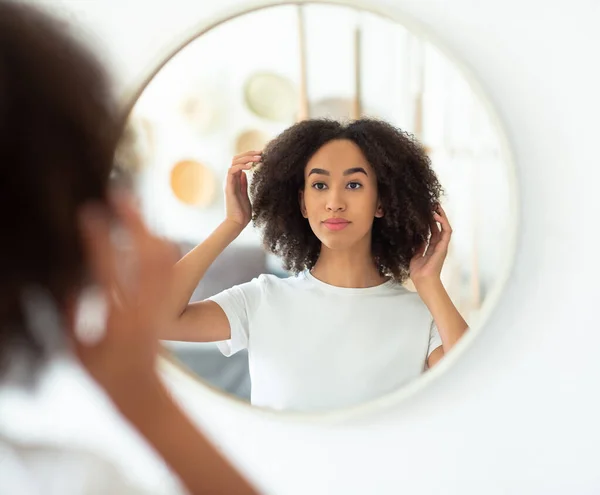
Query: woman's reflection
162 119 468 412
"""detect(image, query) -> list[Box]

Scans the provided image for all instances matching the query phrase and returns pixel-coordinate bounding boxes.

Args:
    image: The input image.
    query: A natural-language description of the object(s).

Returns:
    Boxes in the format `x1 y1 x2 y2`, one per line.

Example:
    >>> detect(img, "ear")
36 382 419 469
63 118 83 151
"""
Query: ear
375 201 384 218
299 190 308 218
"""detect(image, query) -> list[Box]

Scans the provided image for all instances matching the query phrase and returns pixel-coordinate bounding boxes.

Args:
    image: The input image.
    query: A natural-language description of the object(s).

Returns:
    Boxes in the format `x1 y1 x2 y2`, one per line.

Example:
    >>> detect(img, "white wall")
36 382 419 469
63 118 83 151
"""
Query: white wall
33 1 600 493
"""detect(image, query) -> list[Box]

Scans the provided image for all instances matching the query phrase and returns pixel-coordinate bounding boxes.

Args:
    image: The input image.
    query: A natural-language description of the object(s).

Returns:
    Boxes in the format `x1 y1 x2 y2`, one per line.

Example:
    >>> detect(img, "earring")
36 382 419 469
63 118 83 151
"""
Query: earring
74 287 108 346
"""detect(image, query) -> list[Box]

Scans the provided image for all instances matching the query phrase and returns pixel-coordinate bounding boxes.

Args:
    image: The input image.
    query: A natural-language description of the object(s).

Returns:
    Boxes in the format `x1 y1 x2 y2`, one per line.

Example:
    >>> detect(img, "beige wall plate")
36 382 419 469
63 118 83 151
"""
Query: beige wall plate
244 72 298 122
170 159 217 207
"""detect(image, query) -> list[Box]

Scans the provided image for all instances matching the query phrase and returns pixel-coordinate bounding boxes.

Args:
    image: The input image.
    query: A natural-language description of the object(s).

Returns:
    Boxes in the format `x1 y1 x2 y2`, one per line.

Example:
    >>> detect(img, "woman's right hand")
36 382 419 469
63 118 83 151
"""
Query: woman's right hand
225 150 261 229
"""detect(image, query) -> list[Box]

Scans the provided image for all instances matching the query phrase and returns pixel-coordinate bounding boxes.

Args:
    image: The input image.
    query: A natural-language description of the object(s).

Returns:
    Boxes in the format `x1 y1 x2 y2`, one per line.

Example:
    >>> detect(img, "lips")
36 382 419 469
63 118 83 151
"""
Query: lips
323 218 350 231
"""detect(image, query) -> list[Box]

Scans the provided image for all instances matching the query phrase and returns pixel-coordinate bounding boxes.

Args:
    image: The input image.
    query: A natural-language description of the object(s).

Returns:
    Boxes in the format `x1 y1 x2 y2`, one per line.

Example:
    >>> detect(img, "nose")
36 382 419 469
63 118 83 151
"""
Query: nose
326 189 346 212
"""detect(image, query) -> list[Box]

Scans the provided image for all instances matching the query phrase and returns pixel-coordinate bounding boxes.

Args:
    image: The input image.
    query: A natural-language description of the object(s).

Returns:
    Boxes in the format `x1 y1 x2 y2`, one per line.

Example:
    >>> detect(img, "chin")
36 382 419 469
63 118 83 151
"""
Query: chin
316 231 362 251
320 238 354 250
314 225 373 252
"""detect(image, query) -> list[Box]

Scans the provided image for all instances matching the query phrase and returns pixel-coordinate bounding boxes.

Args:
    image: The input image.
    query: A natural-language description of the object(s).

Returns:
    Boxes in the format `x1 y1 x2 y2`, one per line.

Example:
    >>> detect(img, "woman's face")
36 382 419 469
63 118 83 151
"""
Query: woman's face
300 139 383 251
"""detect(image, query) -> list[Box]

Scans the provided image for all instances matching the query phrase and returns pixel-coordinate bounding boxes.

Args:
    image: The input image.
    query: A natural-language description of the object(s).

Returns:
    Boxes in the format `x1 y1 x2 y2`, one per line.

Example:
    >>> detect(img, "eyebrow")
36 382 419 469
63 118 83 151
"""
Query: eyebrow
308 167 368 177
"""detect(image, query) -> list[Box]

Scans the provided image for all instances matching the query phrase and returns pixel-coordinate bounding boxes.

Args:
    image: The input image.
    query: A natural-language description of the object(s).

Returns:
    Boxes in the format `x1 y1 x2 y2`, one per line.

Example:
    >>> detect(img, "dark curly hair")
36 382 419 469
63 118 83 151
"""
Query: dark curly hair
0 1 119 373
250 118 443 282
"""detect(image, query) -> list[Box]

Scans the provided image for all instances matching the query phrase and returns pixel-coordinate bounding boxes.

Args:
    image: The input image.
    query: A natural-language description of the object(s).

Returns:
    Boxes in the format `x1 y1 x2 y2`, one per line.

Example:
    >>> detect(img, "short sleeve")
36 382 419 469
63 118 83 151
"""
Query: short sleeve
427 319 443 358
208 276 265 357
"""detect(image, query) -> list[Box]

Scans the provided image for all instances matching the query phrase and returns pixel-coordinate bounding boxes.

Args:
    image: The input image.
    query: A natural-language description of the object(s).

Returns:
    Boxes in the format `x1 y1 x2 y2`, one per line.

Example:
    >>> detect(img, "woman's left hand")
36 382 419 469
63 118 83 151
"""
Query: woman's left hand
409 205 452 285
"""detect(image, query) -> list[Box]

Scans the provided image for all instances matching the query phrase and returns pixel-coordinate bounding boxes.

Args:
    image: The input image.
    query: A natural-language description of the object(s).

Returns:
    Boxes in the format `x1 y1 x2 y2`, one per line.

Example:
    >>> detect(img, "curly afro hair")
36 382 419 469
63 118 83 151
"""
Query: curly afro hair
249 118 443 282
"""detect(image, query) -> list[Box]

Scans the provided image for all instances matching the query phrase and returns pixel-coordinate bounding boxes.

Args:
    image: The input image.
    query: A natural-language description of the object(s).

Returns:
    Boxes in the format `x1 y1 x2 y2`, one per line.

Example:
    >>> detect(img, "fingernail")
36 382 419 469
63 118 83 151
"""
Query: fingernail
253 155 261 160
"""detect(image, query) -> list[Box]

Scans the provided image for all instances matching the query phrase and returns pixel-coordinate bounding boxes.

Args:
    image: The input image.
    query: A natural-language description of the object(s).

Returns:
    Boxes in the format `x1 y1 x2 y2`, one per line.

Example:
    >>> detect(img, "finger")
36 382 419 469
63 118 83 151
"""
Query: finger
228 163 254 175
227 164 253 192
428 221 450 257
230 158 260 169
433 211 452 240
435 204 452 227
435 204 448 218
232 150 262 161
433 205 449 221
413 240 427 258
239 169 248 198
424 219 441 256
231 155 262 166
429 217 441 241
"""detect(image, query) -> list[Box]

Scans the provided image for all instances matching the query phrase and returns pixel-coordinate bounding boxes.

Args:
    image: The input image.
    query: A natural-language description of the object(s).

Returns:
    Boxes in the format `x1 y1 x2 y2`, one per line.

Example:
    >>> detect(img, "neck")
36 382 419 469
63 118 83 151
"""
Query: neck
310 238 387 289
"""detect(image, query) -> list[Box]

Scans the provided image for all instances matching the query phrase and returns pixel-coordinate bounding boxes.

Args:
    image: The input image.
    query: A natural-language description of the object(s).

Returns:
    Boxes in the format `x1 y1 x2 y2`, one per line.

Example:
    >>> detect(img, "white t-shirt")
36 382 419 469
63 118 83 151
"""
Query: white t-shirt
210 272 442 412
0 440 170 495
0 356 185 495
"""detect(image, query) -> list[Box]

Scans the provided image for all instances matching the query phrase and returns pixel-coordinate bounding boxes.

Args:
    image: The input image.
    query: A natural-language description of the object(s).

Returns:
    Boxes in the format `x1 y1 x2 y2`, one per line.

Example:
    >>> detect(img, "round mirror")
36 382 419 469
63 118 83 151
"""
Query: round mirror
117 2 516 413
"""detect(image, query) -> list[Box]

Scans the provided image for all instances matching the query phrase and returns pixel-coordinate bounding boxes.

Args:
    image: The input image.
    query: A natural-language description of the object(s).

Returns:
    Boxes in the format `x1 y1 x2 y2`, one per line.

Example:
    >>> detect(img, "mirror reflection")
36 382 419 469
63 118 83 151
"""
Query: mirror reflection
118 3 514 412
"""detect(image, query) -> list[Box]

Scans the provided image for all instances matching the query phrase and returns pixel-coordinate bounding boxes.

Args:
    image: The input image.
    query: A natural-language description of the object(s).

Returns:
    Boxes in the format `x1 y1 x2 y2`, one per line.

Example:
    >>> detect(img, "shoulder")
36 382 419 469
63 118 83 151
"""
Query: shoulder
227 273 299 298
224 273 301 311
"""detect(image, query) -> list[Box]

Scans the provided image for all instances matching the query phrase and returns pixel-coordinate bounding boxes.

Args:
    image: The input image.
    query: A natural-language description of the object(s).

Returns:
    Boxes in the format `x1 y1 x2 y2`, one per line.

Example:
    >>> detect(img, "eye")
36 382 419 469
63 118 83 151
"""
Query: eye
347 182 362 190
312 182 328 191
